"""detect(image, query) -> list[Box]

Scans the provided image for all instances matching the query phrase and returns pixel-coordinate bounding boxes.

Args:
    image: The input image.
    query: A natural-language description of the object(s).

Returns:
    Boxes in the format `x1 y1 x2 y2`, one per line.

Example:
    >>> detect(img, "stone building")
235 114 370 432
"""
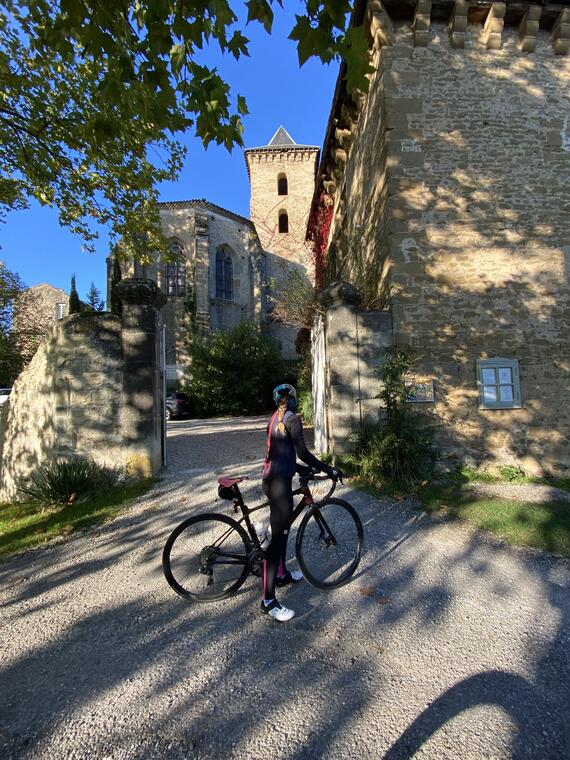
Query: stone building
12 283 69 367
108 128 320 384
310 0 570 474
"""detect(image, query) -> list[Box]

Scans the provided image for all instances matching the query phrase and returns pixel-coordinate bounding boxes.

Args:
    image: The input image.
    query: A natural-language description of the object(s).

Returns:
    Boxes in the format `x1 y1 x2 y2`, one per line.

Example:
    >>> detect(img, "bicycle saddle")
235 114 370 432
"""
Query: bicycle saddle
218 476 248 488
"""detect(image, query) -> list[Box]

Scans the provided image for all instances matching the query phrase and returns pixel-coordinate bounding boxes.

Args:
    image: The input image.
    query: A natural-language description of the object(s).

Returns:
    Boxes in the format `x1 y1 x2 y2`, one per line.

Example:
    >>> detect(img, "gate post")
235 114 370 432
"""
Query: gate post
317 282 362 457
116 278 167 477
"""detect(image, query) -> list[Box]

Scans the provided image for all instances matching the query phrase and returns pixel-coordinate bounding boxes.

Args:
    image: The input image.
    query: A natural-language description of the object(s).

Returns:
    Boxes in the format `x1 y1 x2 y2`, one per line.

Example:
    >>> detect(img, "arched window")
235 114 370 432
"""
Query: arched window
216 247 233 300
165 241 186 297
277 173 288 196
278 211 289 234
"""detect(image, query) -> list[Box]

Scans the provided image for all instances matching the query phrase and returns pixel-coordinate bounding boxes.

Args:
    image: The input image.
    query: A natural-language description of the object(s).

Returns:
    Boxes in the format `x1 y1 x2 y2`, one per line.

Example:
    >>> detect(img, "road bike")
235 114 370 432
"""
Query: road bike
162 467 364 602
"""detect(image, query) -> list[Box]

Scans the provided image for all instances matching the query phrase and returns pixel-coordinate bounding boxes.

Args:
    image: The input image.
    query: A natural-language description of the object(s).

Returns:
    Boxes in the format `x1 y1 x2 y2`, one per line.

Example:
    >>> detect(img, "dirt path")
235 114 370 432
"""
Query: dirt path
0 416 569 759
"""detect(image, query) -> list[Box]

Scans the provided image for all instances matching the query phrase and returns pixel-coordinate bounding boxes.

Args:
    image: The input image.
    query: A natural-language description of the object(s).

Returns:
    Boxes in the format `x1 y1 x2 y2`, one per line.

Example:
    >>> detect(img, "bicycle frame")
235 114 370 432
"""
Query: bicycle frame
215 475 337 552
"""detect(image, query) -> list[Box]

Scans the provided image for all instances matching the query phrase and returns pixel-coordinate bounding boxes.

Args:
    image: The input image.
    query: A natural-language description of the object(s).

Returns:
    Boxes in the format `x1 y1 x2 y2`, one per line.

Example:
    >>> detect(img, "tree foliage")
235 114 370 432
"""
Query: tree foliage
69 274 81 314
269 268 323 329
0 1 363 258
85 282 104 312
184 320 284 416
0 262 26 385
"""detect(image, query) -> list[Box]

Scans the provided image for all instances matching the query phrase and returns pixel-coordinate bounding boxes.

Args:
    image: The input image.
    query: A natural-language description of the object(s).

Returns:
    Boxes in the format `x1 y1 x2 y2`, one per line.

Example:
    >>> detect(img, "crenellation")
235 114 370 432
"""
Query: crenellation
482 2 506 50
552 8 570 55
413 0 432 47
518 4 541 53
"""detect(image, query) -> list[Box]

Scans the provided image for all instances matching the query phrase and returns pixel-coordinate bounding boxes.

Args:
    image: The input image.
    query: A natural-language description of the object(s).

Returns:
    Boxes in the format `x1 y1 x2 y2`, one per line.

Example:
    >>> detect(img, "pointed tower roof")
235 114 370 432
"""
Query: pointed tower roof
267 126 296 147
244 126 319 153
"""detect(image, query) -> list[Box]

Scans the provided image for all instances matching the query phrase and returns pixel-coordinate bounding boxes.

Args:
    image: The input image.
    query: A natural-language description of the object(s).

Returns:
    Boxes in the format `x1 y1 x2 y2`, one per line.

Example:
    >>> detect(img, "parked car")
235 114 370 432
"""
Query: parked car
166 391 192 421
0 388 11 406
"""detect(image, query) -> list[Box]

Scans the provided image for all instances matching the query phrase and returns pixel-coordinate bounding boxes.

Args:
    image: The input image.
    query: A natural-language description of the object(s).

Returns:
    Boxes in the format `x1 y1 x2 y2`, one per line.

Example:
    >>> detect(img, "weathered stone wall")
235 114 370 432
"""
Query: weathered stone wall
325 14 570 474
0 281 165 501
247 147 319 269
107 204 266 384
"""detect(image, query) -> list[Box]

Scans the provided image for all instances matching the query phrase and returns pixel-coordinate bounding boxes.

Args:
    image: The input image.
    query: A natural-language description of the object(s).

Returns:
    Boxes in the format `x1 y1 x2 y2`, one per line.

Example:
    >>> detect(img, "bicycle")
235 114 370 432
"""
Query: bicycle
162 467 364 602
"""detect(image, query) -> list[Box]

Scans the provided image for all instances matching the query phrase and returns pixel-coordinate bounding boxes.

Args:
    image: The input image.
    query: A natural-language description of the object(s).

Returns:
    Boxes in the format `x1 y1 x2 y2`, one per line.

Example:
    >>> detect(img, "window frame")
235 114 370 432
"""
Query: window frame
476 357 522 410
215 248 233 301
165 242 186 297
55 302 66 320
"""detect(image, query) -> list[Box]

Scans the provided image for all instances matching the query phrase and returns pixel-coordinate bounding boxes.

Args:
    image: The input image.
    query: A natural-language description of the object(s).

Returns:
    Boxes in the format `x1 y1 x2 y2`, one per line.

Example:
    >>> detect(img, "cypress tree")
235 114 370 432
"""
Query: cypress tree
110 257 122 316
69 274 81 314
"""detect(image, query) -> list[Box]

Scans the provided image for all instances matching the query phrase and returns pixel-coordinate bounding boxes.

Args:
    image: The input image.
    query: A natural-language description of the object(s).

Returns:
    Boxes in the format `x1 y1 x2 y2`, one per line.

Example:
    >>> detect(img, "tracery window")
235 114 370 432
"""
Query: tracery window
216 247 233 300
165 241 186 297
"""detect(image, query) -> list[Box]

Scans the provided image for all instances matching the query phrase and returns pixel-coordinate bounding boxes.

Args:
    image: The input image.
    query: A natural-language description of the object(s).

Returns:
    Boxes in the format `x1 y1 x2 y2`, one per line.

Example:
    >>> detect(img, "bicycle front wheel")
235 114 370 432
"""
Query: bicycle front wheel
296 498 363 589
163 513 251 602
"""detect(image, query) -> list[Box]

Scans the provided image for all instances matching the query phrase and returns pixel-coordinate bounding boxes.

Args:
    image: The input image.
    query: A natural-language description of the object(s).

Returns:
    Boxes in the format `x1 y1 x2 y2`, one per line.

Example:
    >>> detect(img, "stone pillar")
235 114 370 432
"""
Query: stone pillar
319 282 363 456
317 281 394 457
193 212 211 336
116 278 167 478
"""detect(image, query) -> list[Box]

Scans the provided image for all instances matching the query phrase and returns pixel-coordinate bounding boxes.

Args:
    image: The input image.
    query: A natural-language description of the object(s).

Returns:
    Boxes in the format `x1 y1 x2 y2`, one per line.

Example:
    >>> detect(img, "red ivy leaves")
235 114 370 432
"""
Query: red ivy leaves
307 190 334 291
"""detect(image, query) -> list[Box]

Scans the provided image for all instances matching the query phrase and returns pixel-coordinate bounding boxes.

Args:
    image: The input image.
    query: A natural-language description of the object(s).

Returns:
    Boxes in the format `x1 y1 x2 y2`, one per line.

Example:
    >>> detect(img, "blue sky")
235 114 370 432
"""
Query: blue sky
0 3 339 304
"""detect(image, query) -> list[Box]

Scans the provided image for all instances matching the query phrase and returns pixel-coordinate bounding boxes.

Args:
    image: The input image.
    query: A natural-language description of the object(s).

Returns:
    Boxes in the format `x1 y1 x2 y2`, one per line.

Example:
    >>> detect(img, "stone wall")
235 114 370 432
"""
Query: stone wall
246 147 319 269
0 279 165 501
319 7 570 474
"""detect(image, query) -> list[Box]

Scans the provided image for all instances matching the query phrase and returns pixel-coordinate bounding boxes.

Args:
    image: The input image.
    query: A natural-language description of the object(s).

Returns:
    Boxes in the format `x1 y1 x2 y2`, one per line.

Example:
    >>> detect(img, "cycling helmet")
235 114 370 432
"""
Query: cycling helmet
273 383 297 407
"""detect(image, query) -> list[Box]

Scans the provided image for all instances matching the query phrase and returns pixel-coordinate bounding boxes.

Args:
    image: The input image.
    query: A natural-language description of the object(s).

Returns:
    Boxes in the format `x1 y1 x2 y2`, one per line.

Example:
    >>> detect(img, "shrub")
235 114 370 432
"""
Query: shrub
19 457 117 506
185 320 284 416
351 349 438 488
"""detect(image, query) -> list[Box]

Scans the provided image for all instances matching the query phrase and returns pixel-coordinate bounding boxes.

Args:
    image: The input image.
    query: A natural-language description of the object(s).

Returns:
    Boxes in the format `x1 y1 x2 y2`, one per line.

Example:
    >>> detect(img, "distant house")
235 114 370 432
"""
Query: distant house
12 283 69 366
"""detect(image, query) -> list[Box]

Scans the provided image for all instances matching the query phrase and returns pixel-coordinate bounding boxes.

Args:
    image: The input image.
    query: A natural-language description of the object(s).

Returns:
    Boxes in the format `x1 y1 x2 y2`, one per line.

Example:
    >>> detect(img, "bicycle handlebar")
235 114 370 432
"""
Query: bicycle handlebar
297 466 343 500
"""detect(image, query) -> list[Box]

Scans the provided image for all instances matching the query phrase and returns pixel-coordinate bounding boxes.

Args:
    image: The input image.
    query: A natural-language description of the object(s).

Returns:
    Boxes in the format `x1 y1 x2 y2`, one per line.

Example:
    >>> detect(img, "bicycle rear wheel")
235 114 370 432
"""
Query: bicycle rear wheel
296 498 363 589
162 513 251 602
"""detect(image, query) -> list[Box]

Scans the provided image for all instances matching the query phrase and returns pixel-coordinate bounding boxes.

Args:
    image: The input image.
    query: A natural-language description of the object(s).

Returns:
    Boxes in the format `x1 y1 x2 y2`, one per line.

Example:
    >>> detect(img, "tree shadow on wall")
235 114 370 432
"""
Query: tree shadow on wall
329 21 569 475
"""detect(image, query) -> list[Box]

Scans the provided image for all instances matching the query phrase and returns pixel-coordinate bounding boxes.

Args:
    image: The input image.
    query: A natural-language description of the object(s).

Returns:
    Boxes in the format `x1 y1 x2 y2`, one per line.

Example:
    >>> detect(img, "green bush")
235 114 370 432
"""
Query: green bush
296 345 313 424
349 349 438 488
185 321 284 416
18 457 117 506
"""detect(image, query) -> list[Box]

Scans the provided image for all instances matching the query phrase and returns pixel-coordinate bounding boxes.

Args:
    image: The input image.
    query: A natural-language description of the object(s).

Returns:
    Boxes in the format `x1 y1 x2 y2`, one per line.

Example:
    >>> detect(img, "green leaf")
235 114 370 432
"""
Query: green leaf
237 94 249 116
245 0 274 34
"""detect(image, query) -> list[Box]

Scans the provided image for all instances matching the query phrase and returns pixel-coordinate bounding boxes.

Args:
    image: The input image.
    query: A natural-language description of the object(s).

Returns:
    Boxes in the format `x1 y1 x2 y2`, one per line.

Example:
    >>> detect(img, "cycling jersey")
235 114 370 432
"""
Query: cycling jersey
261 411 323 480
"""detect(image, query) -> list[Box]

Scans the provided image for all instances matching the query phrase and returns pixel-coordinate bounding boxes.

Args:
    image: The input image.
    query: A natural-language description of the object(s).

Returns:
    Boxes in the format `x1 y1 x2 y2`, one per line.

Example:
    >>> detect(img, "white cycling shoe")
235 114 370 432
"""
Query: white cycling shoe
260 599 295 622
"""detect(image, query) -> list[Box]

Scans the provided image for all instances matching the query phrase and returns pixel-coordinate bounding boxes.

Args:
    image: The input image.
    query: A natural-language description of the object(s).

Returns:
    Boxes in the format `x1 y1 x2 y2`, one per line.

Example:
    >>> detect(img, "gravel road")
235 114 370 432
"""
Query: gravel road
1 416 569 760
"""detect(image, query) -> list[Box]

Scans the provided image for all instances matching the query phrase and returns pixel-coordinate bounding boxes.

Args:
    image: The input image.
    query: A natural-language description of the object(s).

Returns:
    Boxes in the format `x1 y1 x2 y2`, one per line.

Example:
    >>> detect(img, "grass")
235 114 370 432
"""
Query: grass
417 479 570 557
0 479 153 560
455 465 570 492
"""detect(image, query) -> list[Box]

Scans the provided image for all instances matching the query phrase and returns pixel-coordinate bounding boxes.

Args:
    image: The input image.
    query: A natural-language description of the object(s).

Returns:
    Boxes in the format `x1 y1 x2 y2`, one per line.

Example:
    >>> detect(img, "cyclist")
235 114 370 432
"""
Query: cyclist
260 383 339 622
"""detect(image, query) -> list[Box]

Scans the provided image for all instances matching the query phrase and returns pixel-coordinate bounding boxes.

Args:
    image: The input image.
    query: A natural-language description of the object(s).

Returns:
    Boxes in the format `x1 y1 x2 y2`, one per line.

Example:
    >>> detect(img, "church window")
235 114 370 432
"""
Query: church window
277 174 288 195
476 358 522 410
166 241 186 297
216 248 233 300
278 211 289 234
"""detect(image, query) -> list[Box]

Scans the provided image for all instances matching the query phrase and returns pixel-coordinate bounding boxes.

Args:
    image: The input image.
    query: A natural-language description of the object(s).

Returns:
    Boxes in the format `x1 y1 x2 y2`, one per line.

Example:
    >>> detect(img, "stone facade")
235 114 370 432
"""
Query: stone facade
109 130 321 371
313 1 570 474
245 127 320 355
108 201 267 387
0 279 165 501
12 283 69 367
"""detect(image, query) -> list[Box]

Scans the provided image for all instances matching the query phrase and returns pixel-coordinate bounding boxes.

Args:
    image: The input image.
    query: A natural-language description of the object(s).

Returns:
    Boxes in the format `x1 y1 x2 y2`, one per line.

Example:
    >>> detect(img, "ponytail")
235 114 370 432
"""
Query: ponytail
276 397 288 434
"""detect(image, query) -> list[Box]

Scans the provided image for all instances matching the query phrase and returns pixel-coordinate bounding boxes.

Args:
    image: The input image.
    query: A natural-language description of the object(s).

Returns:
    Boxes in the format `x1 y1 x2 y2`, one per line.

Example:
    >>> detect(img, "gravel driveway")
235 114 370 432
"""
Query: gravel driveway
1 416 569 759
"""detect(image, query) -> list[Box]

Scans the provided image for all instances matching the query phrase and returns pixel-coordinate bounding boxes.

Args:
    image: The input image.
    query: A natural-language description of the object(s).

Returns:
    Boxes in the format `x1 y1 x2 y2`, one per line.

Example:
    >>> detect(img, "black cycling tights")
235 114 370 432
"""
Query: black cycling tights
261 476 294 601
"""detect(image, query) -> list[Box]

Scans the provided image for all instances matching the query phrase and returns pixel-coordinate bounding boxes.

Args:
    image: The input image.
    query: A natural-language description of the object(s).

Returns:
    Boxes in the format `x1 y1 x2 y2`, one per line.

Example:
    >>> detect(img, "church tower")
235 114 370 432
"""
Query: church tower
244 127 320 270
